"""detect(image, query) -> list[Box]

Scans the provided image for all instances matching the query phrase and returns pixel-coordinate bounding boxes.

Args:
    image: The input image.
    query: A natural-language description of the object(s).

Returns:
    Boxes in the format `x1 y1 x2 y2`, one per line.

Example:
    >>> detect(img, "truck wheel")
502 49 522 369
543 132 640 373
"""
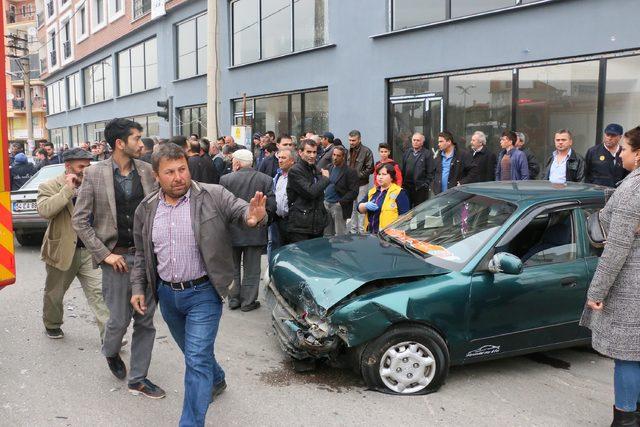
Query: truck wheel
360 325 449 395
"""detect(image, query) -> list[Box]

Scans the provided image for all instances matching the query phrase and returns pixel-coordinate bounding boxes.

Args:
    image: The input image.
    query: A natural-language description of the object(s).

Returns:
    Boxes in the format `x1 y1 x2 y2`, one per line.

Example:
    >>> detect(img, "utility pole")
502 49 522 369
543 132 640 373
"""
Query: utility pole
5 32 32 144
206 0 218 138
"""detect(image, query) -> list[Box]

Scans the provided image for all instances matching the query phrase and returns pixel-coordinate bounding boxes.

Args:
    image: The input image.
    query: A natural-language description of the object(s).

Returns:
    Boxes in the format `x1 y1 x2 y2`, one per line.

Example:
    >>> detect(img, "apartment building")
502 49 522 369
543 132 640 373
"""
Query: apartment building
39 0 208 146
217 0 640 166
4 0 47 146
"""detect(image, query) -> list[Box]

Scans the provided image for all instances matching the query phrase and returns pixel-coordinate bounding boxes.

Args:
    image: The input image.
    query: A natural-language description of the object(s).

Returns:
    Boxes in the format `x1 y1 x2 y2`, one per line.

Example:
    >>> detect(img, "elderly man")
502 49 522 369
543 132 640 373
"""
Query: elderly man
130 143 267 426
515 132 540 180
37 148 109 340
584 123 629 187
225 135 245 151
220 149 275 311
541 129 585 184
468 131 497 183
346 130 374 233
400 132 434 208
72 118 162 397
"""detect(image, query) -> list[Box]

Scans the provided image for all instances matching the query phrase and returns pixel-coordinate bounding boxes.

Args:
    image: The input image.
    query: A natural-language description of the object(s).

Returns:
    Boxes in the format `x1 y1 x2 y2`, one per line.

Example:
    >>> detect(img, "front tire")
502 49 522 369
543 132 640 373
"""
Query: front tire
360 325 449 395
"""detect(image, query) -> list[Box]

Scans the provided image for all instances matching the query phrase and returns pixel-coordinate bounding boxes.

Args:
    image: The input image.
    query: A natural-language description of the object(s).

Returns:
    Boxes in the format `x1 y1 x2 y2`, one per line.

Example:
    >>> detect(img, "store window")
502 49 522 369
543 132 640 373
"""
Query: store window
604 55 640 133
179 105 208 138
517 61 599 166
447 70 512 151
176 14 207 79
118 38 158 96
232 0 328 65
83 57 113 104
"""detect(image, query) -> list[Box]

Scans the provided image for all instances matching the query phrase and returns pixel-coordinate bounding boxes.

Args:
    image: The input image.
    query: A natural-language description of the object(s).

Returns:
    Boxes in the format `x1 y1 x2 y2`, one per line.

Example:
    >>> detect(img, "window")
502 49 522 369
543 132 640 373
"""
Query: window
233 89 328 136
604 55 640 133
231 0 328 65
46 79 66 114
49 127 69 148
392 0 446 30
108 0 124 21
118 38 158 96
60 17 72 61
179 105 207 138
517 61 599 168
46 0 55 19
128 114 159 136
86 121 106 141
67 72 81 109
176 14 207 79
83 57 113 104
500 210 576 267
47 27 57 68
133 0 151 19
390 0 554 31
70 124 83 146
448 70 512 153
76 4 88 41
92 0 106 30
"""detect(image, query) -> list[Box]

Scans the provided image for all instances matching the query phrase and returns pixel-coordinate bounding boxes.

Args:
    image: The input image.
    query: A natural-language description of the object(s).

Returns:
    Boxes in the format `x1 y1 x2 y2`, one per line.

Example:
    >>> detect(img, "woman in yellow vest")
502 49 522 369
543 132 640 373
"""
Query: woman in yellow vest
358 163 410 233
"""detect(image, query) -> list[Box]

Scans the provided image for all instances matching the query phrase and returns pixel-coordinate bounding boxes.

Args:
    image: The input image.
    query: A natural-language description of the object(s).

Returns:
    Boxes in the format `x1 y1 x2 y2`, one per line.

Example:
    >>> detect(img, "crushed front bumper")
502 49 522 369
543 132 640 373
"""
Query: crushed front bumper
267 281 340 360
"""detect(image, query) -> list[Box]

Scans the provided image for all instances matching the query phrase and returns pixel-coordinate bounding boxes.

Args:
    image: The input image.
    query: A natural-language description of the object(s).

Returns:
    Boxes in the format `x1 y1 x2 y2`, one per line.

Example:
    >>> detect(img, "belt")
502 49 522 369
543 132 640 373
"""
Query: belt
112 246 136 255
160 275 209 291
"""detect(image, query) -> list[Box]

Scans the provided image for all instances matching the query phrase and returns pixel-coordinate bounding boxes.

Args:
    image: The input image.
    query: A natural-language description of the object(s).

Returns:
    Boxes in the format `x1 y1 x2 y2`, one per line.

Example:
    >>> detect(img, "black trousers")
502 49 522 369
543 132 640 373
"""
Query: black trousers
405 185 429 208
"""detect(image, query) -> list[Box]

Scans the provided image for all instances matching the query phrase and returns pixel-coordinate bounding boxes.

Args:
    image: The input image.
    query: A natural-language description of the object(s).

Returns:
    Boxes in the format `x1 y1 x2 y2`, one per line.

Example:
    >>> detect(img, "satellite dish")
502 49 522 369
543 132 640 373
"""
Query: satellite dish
27 27 37 37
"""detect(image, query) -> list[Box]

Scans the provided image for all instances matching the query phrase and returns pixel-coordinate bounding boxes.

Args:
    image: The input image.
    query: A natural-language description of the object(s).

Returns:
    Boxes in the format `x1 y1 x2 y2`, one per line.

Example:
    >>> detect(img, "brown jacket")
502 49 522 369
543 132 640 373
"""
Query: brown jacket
130 181 257 300
71 158 156 267
37 174 78 270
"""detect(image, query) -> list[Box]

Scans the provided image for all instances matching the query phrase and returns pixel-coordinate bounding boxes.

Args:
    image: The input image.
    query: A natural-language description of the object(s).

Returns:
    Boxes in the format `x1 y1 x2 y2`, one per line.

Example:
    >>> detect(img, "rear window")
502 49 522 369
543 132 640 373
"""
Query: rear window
19 165 65 190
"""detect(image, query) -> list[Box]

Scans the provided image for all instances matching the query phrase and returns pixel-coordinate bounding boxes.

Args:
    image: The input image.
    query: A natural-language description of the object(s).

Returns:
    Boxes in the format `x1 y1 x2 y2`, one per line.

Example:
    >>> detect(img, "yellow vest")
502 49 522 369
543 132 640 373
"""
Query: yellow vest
364 183 403 232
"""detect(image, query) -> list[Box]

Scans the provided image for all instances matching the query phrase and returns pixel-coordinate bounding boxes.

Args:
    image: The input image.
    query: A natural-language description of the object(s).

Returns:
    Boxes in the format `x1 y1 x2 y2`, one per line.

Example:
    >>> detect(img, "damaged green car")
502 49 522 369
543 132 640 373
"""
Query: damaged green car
267 181 606 395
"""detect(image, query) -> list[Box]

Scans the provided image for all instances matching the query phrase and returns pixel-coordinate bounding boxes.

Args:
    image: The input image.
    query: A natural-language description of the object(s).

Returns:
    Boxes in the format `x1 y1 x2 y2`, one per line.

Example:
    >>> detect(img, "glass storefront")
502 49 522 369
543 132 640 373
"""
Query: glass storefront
233 89 328 137
388 53 640 168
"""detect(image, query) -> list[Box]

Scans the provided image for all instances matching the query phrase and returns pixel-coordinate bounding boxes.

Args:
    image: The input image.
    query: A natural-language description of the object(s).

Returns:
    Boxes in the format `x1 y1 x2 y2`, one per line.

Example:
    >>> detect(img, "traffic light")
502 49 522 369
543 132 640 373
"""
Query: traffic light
157 99 170 121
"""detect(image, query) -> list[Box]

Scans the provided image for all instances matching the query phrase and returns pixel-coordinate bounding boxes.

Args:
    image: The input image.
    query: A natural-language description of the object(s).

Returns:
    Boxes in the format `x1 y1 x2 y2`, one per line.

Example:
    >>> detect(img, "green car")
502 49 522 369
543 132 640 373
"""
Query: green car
267 181 605 395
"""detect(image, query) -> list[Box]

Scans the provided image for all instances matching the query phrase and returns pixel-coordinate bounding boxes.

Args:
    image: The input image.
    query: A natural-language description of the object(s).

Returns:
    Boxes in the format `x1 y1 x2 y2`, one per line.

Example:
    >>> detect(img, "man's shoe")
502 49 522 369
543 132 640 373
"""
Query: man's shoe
210 380 227 403
611 405 638 427
228 299 241 310
241 301 260 312
45 328 64 339
128 379 166 399
106 354 127 380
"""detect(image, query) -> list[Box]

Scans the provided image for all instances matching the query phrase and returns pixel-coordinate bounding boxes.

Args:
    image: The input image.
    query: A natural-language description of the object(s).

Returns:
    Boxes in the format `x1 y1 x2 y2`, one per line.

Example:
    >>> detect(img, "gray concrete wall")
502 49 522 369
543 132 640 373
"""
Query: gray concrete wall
44 0 208 139
217 0 640 147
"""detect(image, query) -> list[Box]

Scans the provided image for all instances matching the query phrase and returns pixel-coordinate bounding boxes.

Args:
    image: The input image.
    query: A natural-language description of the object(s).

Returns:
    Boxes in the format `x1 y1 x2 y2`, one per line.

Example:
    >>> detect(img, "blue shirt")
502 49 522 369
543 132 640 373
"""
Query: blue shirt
441 150 454 193
549 149 571 184
324 166 343 203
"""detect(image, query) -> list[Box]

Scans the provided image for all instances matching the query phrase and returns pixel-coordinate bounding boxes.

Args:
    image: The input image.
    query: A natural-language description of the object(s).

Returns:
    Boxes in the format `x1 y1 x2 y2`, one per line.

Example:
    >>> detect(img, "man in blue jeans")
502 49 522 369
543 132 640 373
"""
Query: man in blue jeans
130 143 267 427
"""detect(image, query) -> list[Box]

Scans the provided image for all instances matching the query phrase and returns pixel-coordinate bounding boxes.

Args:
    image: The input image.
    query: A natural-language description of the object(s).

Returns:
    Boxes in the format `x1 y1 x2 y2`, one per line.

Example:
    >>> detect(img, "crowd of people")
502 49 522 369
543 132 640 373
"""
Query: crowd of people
26 116 640 426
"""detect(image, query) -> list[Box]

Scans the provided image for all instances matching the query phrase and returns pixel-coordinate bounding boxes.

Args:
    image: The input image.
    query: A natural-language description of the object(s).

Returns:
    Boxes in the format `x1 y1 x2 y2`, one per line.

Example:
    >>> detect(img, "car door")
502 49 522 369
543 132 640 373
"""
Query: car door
464 206 591 359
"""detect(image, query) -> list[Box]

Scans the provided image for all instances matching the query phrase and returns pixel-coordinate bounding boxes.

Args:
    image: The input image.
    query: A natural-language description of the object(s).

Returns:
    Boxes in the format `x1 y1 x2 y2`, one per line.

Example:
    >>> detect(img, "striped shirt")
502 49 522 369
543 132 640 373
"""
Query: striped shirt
152 189 207 283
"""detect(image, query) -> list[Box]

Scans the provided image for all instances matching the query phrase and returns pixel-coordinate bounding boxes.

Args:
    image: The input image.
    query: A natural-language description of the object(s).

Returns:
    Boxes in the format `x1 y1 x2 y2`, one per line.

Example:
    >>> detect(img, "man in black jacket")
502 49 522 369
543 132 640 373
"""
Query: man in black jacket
432 131 475 195
584 123 629 187
287 139 330 243
468 131 497 183
516 132 541 180
323 146 359 236
401 132 434 208
10 153 37 190
257 143 278 178
541 129 585 183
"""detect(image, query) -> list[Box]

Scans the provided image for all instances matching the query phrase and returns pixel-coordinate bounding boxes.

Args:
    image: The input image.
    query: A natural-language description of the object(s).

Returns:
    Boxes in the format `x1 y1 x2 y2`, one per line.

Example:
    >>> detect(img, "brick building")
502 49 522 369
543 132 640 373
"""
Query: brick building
39 0 208 146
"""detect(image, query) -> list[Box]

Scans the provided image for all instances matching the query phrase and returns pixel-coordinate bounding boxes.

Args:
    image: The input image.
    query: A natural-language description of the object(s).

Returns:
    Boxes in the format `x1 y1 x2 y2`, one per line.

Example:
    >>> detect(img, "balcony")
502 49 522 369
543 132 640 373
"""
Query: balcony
49 50 57 67
46 1 54 18
11 97 46 112
63 41 71 59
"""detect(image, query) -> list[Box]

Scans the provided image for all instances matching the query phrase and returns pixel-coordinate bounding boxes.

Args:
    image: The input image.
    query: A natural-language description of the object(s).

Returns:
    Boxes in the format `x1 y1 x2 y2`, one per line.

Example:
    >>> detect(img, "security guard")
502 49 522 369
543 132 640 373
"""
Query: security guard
584 123 629 187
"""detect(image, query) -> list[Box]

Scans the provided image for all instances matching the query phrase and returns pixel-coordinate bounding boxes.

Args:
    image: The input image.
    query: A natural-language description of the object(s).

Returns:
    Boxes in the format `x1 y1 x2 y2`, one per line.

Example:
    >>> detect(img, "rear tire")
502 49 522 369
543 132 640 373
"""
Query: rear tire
360 325 449 395
16 232 43 246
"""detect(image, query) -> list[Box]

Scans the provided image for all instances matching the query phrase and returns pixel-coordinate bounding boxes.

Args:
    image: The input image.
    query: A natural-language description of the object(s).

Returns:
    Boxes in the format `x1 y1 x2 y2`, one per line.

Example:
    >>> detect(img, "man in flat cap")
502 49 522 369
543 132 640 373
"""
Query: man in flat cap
585 123 629 187
37 148 110 341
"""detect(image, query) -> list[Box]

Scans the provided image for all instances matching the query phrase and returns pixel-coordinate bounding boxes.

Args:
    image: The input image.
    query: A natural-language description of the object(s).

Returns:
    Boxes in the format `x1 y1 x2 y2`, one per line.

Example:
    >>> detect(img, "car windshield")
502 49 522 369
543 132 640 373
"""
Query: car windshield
380 190 517 270
19 165 65 191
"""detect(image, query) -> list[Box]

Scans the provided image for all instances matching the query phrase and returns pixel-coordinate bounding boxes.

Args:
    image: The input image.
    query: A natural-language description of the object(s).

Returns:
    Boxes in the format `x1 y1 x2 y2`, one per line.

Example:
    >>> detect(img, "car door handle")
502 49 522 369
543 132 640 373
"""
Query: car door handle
561 278 577 288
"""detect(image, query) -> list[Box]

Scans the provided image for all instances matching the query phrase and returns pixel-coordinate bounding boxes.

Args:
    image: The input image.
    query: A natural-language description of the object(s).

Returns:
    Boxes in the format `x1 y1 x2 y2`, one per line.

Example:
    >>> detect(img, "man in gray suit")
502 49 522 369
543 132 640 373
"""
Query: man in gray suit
220 149 275 311
72 118 164 398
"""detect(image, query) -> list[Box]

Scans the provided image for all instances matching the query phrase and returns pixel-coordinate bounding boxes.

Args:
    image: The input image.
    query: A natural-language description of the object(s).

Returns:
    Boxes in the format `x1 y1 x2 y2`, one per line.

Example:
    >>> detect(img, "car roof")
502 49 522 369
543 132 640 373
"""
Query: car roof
457 181 606 206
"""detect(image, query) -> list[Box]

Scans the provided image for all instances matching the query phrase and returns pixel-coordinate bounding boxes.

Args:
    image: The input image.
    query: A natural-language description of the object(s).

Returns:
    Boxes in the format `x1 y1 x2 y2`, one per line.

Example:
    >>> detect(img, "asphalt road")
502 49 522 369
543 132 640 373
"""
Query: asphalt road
1 243 614 426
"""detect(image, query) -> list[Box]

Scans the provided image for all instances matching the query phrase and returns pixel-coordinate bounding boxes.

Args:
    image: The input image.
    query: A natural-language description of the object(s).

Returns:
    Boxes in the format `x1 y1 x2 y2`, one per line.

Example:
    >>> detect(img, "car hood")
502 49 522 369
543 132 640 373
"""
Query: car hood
270 234 450 312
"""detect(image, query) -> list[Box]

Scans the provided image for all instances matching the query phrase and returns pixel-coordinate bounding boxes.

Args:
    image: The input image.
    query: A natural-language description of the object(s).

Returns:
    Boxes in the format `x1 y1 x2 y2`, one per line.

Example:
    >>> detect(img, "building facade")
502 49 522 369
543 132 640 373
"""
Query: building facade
4 0 47 145
218 0 640 166
39 0 209 146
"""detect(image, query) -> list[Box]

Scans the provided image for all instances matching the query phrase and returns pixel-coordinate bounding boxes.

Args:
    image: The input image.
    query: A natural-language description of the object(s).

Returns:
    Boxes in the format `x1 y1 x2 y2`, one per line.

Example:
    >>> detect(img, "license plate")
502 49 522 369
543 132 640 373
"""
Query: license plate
13 201 36 212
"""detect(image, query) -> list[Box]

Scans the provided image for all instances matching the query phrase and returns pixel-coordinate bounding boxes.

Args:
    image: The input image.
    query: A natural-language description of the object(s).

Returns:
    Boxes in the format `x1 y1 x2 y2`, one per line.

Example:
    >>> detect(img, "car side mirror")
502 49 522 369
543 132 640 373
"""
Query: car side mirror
488 252 523 275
